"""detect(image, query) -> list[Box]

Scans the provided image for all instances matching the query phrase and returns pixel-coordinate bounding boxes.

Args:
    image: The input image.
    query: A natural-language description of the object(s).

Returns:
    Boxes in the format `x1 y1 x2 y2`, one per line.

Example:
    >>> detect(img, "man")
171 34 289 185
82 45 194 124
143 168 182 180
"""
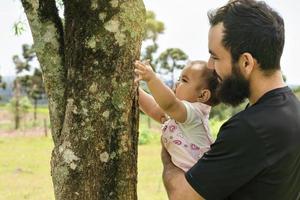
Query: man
161 0 300 199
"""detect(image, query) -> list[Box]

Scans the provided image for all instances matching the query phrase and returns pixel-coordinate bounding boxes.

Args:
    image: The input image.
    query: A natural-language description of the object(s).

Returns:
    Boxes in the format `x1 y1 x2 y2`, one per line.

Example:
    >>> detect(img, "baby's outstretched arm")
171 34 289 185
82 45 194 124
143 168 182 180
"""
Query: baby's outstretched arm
135 60 187 123
139 87 167 123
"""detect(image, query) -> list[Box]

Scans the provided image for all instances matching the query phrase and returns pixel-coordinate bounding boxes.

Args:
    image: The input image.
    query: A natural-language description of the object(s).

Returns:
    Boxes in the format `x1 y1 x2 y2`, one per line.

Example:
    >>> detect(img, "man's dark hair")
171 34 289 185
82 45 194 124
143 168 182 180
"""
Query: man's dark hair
208 0 285 72
205 68 220 106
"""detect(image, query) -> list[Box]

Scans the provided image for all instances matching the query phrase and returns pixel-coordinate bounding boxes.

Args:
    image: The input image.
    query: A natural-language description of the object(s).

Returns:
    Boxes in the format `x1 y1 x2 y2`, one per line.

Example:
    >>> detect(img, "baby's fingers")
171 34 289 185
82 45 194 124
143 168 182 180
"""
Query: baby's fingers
134 77 142 84
142 59 150 65
134 60 146 70
134 68 144 75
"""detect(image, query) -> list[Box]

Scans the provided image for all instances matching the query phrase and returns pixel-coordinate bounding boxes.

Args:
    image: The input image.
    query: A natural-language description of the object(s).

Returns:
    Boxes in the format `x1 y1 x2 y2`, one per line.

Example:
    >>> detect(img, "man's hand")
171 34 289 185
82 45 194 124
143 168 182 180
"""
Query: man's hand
134 60 156 82
161 142 174 173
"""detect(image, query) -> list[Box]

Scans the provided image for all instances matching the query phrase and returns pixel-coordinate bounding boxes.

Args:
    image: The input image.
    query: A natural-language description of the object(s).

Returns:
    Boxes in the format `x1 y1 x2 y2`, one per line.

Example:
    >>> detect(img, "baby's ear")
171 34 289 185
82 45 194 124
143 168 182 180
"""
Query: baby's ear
197 89 211 103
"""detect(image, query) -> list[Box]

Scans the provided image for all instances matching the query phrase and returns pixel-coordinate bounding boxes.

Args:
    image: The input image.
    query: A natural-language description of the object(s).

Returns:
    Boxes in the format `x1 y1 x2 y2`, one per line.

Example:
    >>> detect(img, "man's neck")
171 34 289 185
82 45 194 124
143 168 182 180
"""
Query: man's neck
249 70 286 105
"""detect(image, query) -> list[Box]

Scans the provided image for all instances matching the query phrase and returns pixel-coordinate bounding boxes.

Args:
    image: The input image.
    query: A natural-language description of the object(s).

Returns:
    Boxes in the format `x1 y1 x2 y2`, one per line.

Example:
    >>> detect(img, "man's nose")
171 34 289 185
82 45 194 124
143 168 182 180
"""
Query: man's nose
207 58 214 69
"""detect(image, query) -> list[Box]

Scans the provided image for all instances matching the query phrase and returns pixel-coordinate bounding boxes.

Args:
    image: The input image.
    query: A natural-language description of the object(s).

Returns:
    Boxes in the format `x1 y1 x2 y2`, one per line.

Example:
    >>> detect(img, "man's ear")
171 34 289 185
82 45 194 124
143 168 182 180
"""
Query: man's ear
197 89 211 103
238 52 255 78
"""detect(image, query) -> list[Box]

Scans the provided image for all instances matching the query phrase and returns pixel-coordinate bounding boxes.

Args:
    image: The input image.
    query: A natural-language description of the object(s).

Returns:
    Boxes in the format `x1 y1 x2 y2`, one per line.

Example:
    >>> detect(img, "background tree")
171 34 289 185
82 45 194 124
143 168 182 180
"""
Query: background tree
12 44 46 124
11 43 39 129
140 10 164 128
0 75 6 100
157 48 188 87
12 53 29 129
21 0 145 199
141 10 164 71
11 77 21 129
8 96 33 128
20 68 45 122
19 44 46 122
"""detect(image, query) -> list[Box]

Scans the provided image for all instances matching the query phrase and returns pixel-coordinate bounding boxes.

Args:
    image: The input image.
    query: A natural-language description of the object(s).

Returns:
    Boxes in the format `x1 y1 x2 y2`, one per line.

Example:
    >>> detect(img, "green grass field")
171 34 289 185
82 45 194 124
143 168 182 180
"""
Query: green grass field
0 137 55 200
0 111 170 200
0 134 168 200
0 105 223 200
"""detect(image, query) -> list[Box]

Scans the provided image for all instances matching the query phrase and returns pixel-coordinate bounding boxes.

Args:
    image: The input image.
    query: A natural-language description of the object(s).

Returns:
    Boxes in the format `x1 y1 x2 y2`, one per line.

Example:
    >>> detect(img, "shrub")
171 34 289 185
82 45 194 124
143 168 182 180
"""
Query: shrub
138 129 153 145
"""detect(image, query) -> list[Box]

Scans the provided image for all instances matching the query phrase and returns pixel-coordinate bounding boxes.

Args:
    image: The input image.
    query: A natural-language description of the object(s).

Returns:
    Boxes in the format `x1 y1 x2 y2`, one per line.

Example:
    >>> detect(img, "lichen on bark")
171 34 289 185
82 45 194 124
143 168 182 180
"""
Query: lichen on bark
21 0 145 199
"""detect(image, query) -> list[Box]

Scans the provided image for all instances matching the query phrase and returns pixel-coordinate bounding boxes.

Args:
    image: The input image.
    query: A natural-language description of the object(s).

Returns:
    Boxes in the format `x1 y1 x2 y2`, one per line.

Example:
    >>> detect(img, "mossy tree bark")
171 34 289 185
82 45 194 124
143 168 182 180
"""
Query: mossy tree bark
21 0 145 199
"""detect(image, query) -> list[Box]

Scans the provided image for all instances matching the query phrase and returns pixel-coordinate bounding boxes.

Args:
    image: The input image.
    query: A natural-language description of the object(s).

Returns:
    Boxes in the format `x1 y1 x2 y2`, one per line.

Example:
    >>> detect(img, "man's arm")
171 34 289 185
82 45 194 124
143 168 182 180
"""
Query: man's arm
135 60 187 123
139 87 167 123
161 146 204 200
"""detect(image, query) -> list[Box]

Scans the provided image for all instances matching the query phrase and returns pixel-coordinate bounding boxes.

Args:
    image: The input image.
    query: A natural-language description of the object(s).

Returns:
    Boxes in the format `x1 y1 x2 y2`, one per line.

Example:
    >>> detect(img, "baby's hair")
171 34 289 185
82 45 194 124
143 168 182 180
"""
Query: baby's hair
186 60 207 68
187 60 220 106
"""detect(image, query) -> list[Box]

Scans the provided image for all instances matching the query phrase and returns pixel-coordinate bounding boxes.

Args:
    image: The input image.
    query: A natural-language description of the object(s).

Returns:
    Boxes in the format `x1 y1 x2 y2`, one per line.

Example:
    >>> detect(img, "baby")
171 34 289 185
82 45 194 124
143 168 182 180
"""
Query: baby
135 60 219 172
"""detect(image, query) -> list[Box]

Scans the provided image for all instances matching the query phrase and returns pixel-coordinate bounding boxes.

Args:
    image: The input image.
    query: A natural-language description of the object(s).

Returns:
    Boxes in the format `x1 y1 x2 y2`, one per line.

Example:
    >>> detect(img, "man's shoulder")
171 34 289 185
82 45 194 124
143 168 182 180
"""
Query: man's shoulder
217 111 256 142
221 109 251 129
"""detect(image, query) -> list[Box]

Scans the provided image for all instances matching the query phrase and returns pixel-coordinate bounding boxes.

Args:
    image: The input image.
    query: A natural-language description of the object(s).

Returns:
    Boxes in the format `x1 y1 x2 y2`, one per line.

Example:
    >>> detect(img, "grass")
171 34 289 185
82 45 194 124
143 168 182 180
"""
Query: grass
0 137 55 200
0 128 167 200
0 108 224 200
138 133 168 200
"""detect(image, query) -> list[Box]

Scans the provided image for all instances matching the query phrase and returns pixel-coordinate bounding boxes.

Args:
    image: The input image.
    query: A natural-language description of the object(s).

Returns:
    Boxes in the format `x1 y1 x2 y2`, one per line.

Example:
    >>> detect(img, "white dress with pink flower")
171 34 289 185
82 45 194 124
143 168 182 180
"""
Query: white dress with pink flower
161 101 213 172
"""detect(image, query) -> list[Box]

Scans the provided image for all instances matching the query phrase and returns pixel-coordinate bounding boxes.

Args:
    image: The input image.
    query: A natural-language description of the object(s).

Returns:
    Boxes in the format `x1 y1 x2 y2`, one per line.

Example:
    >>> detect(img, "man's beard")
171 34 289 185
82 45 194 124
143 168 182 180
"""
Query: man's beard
216 63 250 107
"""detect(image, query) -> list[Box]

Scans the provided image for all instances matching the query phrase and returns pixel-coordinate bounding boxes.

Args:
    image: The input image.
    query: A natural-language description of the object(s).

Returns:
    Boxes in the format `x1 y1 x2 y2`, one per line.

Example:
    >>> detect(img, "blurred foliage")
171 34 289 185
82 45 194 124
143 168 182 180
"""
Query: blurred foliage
8 96 33 117
10 43 45 129
156 48 188 87
0 75 6 100
138 129 154 145
157 48 188 72
293 86 300 99
13 44 46 122
13 21 26 36
0 76 6 89
143 11 165 42
210 102 248 121
141 10 165 71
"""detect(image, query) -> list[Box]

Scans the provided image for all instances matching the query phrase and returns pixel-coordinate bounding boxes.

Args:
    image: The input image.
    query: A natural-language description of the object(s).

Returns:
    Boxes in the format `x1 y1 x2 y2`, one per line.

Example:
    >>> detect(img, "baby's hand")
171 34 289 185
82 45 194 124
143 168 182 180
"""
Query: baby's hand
134 60 156 82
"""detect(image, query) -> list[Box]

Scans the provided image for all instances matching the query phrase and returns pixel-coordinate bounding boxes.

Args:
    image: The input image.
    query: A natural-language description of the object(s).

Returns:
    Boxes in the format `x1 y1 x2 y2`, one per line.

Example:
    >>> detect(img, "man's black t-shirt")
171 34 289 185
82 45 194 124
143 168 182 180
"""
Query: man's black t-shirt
186 87 300 200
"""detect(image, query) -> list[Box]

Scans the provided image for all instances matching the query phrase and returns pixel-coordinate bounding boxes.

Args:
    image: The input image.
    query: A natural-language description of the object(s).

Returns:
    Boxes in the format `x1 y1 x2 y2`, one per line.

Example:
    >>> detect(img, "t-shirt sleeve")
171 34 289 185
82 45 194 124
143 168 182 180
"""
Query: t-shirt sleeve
185 115 267 200
181 100 202 125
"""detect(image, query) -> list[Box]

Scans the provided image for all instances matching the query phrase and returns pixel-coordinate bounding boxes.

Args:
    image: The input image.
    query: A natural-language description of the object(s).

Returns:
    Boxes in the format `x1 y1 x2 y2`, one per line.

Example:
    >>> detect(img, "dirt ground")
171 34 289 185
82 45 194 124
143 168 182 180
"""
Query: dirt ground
0 127 49 137
0 110 50 137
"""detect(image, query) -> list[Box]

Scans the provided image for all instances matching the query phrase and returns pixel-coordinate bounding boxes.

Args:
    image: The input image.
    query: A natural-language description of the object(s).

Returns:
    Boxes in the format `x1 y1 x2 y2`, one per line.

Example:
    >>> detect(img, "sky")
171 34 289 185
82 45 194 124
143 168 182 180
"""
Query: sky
1 0 300 85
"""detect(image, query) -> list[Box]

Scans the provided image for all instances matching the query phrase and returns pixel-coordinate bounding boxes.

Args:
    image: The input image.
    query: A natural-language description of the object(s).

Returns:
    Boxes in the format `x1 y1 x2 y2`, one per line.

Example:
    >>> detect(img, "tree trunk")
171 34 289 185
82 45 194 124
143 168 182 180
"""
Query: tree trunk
34 98 37 122
21 0 145 199
44 118 48 137
14 79 21 130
